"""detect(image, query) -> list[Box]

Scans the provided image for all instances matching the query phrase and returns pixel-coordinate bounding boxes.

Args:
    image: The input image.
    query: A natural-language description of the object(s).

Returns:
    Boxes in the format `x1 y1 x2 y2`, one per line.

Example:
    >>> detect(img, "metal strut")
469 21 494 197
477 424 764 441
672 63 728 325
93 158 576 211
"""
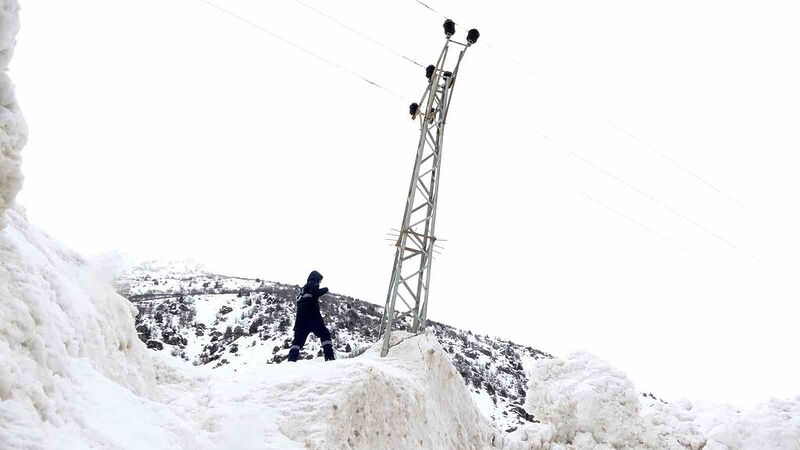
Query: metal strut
379 21 479 357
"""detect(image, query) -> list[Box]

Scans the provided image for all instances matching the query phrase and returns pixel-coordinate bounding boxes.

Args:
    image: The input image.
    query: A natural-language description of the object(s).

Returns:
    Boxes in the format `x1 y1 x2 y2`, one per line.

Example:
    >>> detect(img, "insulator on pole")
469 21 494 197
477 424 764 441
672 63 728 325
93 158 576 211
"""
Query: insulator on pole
425 64 436 79
443 19 456 37
467 29 480 45
409 102 419 118
442 71 453 79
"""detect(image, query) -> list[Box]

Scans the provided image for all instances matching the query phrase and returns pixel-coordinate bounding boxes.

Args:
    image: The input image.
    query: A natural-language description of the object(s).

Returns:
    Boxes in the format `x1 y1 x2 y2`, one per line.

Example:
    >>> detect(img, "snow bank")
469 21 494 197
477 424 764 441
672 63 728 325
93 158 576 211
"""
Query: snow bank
642 396 800 450
318 331 498 448
0 0 26 230
516 352 800 450
166 331 500 449
524 351 646 447
0 211 167 448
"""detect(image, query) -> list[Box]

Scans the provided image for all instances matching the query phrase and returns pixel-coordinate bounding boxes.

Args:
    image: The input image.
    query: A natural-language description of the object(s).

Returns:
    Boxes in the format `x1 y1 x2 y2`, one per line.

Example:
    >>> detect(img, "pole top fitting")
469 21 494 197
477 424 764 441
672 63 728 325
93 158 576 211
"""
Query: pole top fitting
425 64 435 79
443 19 456 38
409 102 420 119
467 29 480 45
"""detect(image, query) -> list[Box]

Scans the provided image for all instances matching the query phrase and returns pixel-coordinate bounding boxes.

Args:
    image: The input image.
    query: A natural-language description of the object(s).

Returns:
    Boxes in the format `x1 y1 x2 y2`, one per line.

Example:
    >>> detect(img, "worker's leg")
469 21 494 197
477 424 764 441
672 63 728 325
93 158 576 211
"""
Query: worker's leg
288 315 310 362
311 314 334 361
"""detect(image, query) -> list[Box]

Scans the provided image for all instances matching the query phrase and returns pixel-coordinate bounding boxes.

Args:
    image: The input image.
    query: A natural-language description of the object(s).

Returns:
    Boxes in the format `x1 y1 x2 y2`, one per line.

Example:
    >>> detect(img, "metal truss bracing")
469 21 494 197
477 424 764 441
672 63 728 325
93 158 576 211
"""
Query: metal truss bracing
379 32 476 357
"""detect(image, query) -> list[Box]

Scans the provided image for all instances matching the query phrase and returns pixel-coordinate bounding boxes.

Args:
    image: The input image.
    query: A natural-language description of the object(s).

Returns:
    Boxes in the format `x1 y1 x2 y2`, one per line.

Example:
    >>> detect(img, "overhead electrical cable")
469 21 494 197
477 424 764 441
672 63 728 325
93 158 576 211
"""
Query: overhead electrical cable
457 87 778 272
293 0 426 68
448 124 739 278
197 0 405 101
413 0 773 226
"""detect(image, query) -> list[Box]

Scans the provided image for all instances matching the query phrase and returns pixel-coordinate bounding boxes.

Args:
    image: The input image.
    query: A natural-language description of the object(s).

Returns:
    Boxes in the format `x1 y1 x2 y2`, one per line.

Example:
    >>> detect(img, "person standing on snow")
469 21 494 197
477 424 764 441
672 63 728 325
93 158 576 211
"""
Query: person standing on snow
287 270 335 362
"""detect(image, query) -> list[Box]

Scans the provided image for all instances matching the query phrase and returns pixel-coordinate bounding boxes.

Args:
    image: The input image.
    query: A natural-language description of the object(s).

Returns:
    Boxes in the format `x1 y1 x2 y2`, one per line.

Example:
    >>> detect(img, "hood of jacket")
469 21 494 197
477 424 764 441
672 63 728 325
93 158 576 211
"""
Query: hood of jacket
307 270 323 283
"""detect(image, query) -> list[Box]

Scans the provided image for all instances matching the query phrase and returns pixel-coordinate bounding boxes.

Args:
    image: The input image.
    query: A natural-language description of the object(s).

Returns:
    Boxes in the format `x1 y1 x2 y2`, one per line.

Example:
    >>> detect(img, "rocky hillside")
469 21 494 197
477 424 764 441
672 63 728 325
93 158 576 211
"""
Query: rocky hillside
116 261 552 431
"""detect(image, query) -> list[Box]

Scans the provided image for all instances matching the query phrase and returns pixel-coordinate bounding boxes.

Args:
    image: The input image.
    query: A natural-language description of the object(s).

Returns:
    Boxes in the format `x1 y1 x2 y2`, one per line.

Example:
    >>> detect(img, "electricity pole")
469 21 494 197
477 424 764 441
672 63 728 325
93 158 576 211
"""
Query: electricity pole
379 20 479 357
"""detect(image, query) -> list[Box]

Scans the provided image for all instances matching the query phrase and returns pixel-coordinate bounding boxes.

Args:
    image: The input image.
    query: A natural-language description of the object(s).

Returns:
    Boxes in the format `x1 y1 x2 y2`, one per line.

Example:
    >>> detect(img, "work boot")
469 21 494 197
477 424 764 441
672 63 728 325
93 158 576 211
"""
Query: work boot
323 344 335 361
287 347 300 362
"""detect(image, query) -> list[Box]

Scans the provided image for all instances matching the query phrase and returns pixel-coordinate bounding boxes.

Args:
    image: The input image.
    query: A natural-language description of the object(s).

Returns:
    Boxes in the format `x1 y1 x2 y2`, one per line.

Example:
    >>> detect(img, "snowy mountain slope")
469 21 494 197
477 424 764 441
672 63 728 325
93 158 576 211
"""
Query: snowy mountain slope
116 262 551 431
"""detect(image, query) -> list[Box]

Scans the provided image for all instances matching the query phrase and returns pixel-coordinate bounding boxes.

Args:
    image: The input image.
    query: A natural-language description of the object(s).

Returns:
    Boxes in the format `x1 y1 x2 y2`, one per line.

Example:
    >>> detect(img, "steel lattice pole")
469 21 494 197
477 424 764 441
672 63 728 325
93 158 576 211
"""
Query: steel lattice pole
379 29 477 357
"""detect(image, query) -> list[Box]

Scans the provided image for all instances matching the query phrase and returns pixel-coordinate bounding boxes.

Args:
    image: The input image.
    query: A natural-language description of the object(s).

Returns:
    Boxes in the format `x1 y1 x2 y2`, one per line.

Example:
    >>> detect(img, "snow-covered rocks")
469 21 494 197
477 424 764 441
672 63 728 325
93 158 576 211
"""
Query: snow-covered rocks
0 0 26 231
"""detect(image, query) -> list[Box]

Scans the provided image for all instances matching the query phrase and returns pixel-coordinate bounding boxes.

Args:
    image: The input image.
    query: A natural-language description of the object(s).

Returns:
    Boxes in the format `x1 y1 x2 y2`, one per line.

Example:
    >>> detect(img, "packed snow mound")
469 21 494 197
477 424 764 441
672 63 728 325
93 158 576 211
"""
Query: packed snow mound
524 351 646 447
0 0 26 231
516 352 800 450
0 211 160 448
317 331 498 448
161 331 501 449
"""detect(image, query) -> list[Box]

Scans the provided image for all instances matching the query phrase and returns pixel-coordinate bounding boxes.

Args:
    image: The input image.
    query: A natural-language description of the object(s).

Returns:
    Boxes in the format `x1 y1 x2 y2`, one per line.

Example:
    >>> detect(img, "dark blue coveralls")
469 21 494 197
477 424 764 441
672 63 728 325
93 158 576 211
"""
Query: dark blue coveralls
287 270 335 362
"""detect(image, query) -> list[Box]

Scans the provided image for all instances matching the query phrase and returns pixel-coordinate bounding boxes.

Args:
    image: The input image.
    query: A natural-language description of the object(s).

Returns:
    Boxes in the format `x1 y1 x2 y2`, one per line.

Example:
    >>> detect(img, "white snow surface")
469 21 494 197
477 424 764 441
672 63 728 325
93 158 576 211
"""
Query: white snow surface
1 212 800 449
0 212 499 449
523 351 646 447
0 0 26 231
516 352 800 450
0 210 163 448
157 332 499 450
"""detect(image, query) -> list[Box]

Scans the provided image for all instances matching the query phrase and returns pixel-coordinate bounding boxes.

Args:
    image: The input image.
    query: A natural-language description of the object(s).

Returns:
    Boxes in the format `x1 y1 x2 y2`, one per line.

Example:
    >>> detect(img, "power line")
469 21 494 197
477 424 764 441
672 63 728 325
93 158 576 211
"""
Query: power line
196 0 405 101
194 0 763 275
448 123 739 278
293 0 425 69
484 43 775 227
412 0 772 226
458 88 778 272
280 0 774 271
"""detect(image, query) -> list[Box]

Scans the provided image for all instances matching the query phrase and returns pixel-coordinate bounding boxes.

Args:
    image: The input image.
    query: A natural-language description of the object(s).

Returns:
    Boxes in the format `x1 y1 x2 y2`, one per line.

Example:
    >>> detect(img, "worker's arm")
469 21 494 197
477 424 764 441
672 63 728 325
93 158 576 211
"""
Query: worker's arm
315 286 329 298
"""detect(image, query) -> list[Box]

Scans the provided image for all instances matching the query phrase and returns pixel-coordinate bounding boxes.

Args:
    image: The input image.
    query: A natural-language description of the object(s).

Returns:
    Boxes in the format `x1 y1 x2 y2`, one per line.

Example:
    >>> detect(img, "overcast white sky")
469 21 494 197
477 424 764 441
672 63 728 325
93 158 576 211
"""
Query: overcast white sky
12 0 800 407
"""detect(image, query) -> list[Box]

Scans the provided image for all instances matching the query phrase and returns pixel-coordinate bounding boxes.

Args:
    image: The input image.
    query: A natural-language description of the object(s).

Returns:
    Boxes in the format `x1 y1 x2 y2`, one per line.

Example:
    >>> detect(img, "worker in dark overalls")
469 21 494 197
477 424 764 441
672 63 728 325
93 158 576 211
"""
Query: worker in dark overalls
287 270 335 362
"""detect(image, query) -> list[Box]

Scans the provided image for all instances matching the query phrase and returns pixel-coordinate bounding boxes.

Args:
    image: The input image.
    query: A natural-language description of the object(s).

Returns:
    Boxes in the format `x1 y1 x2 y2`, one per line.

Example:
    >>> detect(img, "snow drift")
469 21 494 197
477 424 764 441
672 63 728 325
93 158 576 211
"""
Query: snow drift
524 351 646 447
155 331 501 450
274 332 498 448
517 352 800 450
0 0 26 231
0 210 167 448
